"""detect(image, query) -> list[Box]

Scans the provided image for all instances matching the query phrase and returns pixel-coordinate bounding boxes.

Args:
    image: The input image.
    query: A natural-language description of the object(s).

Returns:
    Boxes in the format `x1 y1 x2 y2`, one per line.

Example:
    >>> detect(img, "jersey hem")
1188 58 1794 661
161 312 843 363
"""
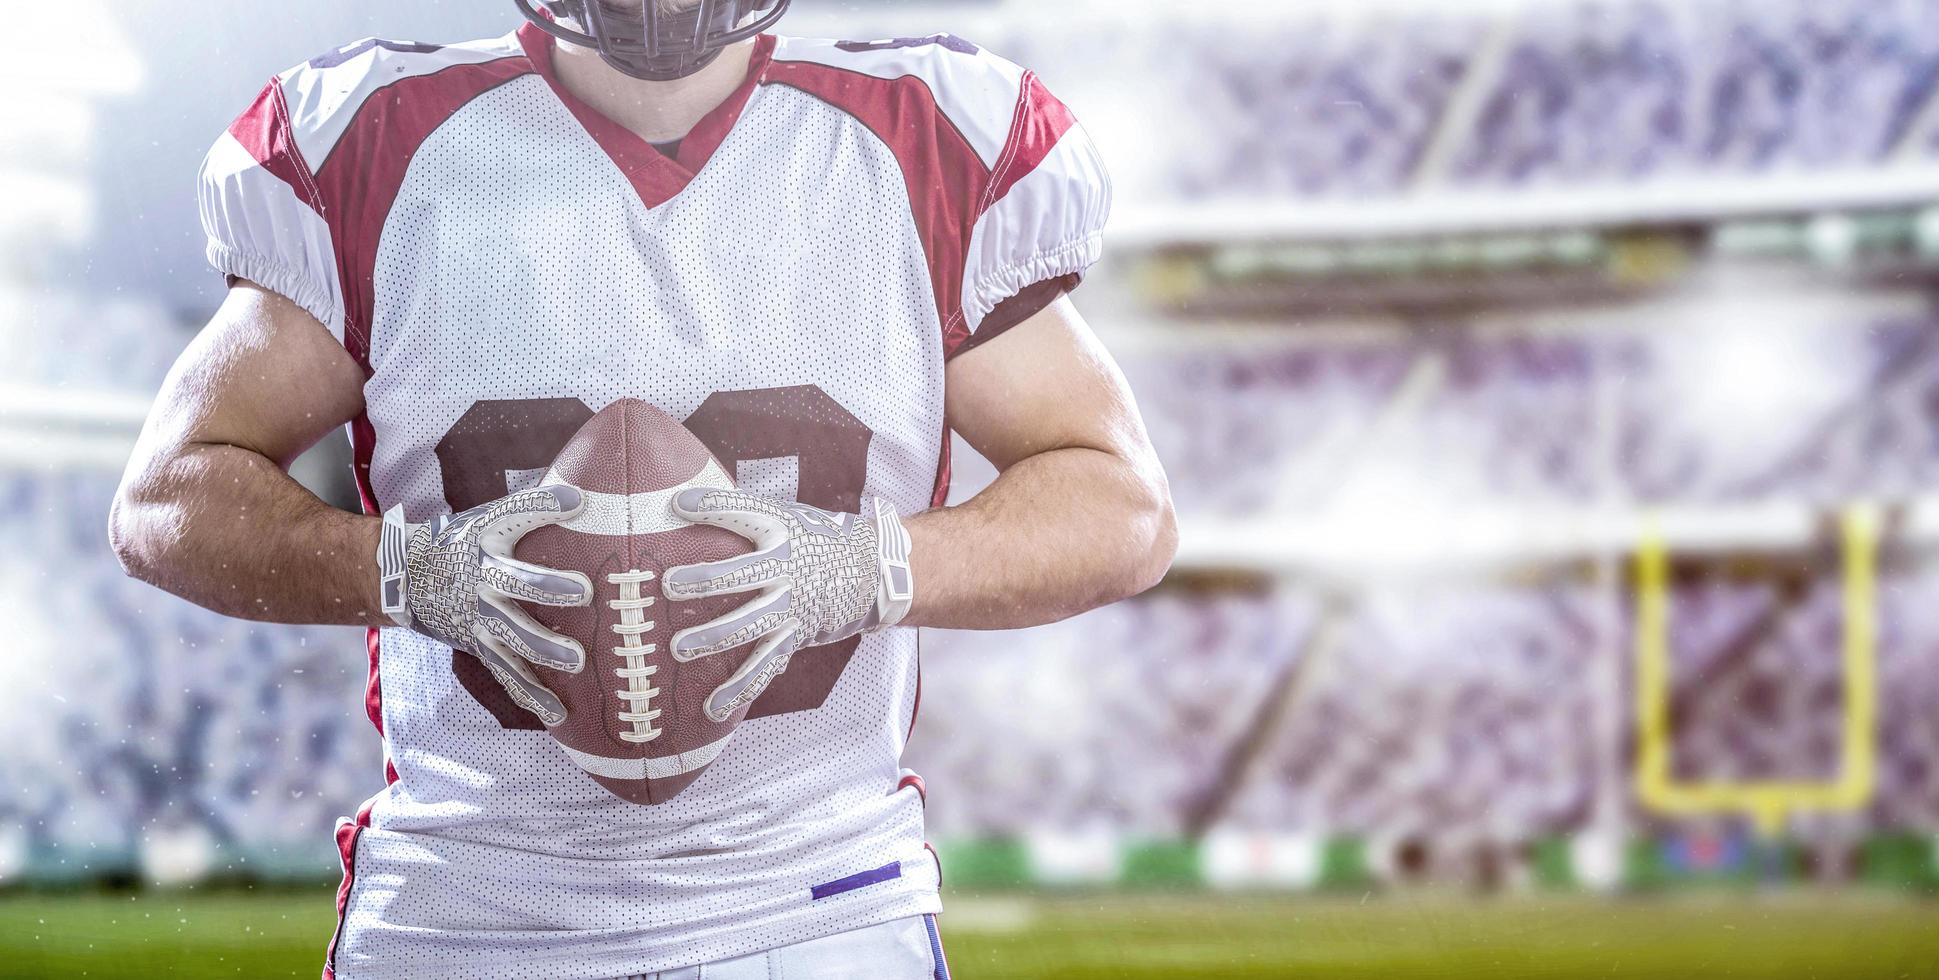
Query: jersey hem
331 886 943 980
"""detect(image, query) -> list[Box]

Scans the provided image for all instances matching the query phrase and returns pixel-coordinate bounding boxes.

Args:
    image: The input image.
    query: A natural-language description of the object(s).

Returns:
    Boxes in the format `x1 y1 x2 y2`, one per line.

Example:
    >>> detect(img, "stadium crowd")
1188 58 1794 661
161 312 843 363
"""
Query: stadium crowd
6 319 1939 873
8 0 1939 879
1015 0 1939 201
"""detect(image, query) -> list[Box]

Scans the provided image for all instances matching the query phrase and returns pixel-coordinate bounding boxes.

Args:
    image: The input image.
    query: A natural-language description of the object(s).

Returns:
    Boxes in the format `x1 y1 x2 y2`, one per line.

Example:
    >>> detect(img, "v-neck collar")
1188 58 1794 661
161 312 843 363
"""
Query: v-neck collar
516 21 776 210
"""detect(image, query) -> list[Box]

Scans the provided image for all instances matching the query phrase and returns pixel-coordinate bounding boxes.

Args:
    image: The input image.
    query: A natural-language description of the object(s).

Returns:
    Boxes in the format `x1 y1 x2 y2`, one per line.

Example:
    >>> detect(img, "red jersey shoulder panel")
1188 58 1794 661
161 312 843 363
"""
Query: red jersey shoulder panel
766 34 1026 170
763 34 1107 352
274 33 530 173
200 33 532 346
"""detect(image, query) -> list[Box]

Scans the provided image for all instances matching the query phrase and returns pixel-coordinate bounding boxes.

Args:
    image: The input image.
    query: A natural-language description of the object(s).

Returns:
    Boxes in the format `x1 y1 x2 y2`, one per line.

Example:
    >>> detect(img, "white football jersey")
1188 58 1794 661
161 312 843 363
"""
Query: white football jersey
197 23 1108 980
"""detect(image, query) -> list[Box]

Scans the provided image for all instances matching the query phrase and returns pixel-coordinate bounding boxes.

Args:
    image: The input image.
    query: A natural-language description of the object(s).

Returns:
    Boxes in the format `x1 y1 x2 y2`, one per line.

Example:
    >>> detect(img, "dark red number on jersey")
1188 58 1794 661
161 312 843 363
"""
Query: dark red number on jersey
437 398 595 729
681 386 874 719
433 390 874 729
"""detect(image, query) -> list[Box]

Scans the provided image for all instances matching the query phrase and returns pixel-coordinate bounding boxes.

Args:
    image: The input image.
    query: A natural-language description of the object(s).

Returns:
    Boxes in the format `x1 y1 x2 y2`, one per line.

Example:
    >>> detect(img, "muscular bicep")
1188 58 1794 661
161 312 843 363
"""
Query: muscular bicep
944 294 1157 475
135 280 364 471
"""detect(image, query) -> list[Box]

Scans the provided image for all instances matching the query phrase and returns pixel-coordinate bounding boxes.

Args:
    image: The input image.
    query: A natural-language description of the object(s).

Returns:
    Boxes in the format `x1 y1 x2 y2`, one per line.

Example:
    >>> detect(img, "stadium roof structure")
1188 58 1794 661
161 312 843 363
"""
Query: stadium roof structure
0 380 156 469
1172 496 1939 576
1113 168 1939 250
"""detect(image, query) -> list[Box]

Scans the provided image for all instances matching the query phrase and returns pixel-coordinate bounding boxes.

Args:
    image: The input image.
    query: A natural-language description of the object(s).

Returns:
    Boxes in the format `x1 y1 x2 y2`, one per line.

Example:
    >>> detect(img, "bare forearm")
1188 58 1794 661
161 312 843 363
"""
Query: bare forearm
110 442 383 626
902 446 1176 630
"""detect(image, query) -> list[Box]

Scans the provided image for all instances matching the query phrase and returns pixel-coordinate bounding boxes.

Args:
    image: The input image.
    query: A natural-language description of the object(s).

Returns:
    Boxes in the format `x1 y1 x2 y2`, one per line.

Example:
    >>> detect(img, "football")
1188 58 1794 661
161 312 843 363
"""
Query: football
515 398 756 804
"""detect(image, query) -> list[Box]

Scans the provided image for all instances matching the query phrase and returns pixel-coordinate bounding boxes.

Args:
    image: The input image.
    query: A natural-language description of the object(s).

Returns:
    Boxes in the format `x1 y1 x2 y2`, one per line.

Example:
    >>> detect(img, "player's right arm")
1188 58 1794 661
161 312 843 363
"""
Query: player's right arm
110 72 589 723
108 278 589 719
109 279 385 626
110 70 391 627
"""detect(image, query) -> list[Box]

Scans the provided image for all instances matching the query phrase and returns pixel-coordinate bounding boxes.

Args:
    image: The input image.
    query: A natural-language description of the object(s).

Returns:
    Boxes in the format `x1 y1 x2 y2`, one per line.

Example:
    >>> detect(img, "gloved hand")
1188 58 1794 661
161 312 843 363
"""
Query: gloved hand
376 485 593 726
662 489 915 721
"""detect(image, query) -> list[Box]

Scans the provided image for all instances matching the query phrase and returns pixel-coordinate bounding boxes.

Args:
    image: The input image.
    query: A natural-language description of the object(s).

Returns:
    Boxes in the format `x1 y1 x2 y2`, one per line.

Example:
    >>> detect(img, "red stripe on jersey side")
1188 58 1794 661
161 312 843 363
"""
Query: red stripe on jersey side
925 840 944 892
304 56 499 975
228 79 325 215
763 59 992 356
322 796 377 979
321 55 519 767
930 426 952 510
324 819 359 971
980 71 1076 213
898 771 927 806
349 413 380 512
313 55 532 358
350 413 395 777
336 426 393 976
362 627 384 734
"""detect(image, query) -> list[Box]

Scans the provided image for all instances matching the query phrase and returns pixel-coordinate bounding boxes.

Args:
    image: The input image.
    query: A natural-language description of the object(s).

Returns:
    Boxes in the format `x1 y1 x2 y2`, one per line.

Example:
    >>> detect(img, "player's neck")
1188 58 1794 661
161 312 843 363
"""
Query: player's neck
551 38 756 145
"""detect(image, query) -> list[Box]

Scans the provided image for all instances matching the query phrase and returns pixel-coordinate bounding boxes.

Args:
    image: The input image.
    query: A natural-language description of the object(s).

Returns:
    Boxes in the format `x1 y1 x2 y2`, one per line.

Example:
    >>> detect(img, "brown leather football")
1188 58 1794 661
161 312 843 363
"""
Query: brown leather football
515 398 755 804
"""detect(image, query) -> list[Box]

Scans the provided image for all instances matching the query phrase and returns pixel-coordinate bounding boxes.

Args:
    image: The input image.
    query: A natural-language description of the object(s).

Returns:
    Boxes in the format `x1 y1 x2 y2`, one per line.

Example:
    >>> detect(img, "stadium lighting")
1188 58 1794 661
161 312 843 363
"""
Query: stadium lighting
0 824 24 885
0 172 95 250
1915 206 1939 259
1666 298 1852 462
0 97 95 170
1320 460 1467 572
1569 832 1625 893
140 825 220 889
0 1 139 244
0 2 141 95
1805 214 1861 267
1693 328 1819 419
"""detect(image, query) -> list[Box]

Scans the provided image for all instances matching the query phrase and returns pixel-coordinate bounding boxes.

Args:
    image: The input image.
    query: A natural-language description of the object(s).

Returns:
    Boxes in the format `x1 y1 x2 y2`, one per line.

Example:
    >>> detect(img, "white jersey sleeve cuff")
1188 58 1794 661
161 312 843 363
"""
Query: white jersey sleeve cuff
204 242 346 337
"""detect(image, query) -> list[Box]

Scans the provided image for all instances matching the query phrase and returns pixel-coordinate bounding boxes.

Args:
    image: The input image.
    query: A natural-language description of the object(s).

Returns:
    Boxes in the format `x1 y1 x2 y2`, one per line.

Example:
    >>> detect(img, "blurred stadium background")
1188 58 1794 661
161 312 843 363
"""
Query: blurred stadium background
6 0 1939 976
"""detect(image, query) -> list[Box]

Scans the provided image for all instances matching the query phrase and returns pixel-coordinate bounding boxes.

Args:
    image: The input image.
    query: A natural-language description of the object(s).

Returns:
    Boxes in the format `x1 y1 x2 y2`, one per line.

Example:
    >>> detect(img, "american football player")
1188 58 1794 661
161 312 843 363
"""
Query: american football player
109 0 1176 976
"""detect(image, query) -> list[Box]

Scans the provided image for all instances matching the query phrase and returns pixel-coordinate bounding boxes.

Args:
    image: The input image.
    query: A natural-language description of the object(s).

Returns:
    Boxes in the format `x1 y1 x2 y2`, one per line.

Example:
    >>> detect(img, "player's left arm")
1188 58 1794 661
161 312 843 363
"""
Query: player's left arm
661 298 1173 678
664 54 1168 665
902 294 1176 629
660 293 1174 667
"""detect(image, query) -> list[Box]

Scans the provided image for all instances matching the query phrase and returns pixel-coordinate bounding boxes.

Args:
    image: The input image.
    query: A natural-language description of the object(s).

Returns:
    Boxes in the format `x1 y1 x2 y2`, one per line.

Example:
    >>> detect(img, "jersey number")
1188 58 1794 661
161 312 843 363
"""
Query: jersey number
433 388 873 730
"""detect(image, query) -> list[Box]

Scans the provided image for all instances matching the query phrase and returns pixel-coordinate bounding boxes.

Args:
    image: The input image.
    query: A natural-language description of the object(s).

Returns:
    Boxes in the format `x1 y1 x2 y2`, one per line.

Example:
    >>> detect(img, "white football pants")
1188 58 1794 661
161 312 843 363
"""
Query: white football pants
611 914 948 980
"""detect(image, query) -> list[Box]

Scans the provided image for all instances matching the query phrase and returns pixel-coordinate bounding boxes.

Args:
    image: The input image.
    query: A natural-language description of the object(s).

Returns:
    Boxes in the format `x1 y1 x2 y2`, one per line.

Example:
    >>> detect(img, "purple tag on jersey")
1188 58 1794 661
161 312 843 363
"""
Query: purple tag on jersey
810 860 903 900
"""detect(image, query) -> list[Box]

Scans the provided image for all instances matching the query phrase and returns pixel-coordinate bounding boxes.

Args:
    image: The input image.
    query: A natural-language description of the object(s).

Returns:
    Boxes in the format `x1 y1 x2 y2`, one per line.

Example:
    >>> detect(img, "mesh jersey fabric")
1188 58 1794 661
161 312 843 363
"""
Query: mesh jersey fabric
197 23 1109 980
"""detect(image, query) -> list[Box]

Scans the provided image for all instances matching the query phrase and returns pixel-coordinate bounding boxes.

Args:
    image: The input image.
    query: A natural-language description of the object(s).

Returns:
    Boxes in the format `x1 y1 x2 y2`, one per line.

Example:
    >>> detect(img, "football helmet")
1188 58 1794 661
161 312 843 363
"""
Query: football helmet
515 0 790 81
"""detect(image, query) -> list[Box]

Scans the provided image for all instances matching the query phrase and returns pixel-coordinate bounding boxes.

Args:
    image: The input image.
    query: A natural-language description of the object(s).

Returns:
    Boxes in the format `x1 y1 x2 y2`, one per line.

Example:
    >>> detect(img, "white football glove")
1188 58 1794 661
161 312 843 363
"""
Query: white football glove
662 489 915 722
376 486 594 726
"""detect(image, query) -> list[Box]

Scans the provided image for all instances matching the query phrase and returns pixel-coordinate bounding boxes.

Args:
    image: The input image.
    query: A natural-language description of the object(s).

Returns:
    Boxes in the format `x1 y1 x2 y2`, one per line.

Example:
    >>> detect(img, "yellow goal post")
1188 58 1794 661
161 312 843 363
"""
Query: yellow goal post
1632 504 1880 839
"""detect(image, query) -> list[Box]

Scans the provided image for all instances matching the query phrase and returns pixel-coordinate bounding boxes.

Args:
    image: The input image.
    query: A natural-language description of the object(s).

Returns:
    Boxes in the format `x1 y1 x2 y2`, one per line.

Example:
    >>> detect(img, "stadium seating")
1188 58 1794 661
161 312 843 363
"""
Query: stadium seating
11 0 1939 881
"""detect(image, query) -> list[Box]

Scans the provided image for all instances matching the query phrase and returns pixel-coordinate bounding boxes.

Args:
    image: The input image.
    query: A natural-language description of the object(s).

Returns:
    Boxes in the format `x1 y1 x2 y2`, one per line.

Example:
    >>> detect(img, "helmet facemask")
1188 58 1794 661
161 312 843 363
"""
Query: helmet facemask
516 0 790 81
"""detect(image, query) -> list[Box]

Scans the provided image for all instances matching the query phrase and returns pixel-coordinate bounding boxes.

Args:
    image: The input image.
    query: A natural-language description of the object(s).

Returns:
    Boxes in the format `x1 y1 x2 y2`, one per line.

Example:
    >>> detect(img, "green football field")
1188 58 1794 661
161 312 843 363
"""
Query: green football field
2 887 1936 978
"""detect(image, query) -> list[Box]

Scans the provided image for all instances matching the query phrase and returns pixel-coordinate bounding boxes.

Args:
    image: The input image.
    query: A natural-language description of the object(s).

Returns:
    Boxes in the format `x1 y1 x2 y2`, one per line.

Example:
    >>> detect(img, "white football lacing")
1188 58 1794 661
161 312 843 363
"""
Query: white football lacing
607 569 661 744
